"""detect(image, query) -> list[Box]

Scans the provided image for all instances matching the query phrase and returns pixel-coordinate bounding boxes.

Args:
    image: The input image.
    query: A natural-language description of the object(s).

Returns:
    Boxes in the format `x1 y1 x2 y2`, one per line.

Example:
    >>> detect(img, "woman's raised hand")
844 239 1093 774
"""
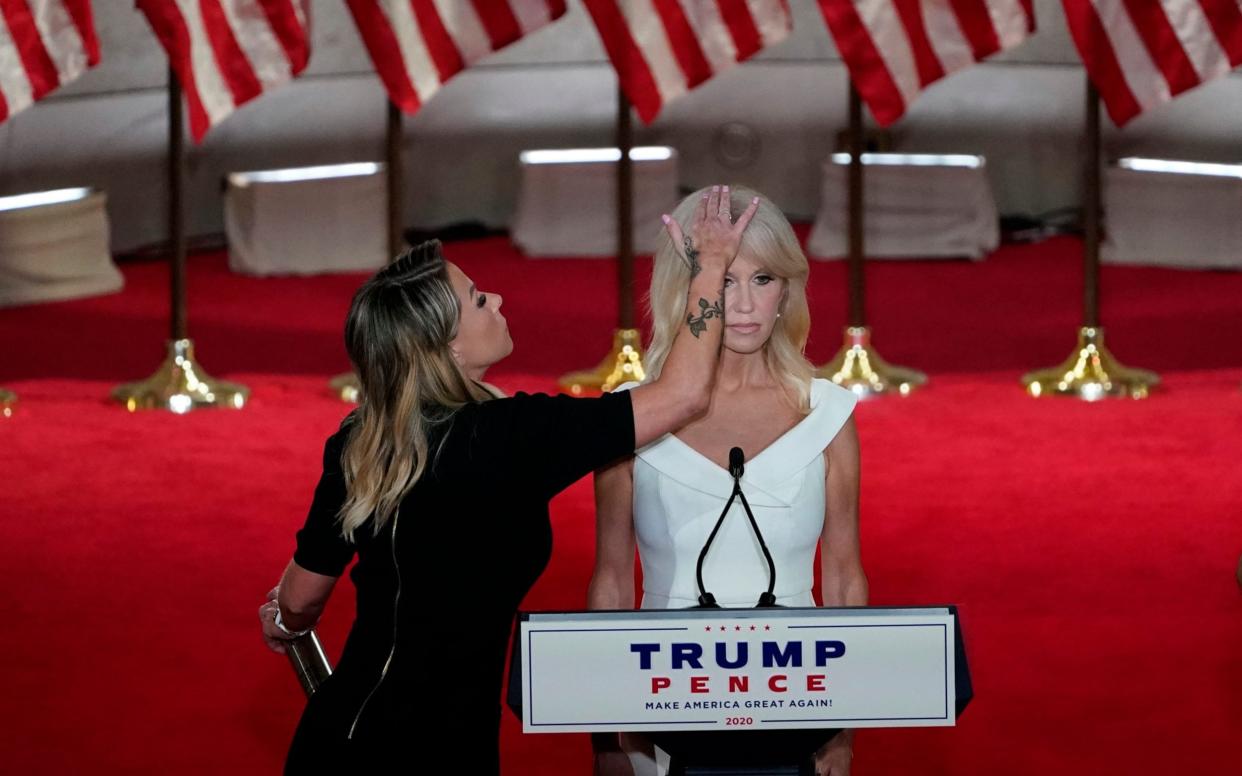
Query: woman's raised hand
661 185 760 277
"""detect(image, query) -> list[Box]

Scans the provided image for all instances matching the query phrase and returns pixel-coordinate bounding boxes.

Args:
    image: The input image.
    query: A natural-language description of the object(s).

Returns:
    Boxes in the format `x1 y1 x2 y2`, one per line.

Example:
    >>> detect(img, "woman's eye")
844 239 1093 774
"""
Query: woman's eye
476 294 488 308
723 277 735 287
754 275 773 285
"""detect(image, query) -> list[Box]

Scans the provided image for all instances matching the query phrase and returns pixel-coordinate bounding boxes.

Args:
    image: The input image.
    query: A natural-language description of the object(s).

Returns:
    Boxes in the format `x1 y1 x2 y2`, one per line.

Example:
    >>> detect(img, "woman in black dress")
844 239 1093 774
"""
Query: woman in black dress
259 186 758 773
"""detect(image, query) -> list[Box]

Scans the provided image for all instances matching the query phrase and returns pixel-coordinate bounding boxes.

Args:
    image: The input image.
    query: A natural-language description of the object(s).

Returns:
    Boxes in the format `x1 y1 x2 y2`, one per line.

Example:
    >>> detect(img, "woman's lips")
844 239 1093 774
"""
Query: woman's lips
728 323 760 334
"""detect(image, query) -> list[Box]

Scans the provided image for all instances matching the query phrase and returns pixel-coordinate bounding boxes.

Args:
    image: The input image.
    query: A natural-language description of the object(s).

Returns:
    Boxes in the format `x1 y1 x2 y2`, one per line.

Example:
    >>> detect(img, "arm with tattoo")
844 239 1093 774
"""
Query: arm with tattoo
687 295 724 338
628 185 759 448
683 236 702 278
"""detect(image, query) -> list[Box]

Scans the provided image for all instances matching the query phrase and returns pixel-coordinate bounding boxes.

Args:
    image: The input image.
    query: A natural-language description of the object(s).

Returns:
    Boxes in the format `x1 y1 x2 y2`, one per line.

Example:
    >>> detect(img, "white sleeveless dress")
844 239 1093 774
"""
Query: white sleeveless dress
609 378 857 775
621 378 858 610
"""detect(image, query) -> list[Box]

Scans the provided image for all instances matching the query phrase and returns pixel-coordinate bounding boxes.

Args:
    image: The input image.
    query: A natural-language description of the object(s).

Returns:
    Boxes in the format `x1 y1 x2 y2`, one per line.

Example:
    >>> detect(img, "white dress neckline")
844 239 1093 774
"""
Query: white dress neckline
626 378 857 508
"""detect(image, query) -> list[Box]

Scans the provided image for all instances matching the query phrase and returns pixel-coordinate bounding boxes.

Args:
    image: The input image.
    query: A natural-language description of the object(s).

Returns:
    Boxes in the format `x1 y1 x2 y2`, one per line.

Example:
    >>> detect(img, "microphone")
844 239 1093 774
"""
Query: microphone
694 447 780 609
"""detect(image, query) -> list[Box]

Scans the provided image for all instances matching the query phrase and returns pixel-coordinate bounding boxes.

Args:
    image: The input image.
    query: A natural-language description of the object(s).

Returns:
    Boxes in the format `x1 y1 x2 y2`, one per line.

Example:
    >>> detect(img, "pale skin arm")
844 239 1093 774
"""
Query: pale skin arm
257 560 338 654
588 458 637 611
628 186 759 449
815 416 866 775
587 457 641 775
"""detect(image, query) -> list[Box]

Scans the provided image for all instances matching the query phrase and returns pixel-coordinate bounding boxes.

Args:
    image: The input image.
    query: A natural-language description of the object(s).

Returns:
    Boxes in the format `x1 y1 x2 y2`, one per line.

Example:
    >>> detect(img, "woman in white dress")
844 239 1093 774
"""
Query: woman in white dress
589 186 867 776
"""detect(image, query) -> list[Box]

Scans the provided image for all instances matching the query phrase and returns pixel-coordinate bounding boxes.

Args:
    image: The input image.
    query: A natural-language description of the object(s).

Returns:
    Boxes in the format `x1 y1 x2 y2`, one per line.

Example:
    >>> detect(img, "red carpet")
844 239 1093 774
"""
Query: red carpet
1 236 1240 774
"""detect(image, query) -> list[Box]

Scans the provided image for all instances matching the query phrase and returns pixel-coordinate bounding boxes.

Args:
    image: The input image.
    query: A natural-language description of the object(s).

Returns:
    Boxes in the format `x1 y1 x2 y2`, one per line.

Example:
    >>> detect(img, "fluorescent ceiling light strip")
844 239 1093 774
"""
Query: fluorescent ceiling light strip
1117 157 1242 179
830 153 983 168
520 147 674 164
230 162 382 185
0 187 92 212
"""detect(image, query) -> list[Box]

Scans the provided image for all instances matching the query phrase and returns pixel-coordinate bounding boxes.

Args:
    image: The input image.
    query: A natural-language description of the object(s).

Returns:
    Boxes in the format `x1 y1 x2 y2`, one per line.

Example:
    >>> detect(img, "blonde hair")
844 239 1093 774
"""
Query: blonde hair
338 240 494 540
645 185 815 411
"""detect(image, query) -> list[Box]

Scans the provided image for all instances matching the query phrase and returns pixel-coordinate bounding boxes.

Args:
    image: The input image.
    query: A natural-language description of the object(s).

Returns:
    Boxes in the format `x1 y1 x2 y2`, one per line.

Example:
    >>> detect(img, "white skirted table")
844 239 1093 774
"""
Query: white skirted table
1103 158 1242 269
510 147 679 257
224 162 389 276
0 188 121 308
807 153 1000 261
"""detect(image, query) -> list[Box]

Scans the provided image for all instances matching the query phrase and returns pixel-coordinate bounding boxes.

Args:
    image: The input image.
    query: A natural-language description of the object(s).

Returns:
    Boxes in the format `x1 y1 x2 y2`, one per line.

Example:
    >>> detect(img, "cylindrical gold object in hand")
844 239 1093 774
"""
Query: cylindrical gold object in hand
286 630 333 698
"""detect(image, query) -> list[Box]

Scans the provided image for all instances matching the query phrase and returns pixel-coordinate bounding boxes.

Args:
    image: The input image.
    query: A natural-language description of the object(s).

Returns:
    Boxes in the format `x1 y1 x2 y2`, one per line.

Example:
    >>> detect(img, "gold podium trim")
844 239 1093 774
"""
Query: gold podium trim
1 387 15 418
112 339 249 413
1021 326 1158 400
559 328 646 395
816 326 927 399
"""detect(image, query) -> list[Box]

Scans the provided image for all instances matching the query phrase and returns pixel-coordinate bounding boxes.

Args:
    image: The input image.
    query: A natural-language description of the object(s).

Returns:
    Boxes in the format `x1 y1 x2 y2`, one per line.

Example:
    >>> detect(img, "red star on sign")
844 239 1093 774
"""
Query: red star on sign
705 626 712 632
720 626 726 631
764 625 771 631
735 625 741 631
750 625 756 631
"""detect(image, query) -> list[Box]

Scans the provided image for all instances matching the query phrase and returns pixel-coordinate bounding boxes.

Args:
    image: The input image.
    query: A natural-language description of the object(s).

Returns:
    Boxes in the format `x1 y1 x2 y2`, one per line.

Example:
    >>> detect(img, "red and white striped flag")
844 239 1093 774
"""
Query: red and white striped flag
818 1 1036 126
582 0 793 123
1062 1 1242 127
346 0 567 115
137 0 311 142
0 0 100 124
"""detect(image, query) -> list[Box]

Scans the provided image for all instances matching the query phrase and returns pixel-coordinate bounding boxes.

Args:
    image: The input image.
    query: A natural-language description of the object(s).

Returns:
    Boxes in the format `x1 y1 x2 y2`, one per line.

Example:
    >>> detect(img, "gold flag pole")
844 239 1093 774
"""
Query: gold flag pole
112 67 248 413
0 387 15 418
1021 80 1157 400
331 99 405 404
817 85 926 397
558 86 646 395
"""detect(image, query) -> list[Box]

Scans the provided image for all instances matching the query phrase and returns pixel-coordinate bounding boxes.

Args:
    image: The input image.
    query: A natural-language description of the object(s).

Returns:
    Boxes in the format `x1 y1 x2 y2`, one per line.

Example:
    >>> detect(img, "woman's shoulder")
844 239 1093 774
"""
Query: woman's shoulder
319 413 358 468
791 378 856 451
809 377 858 415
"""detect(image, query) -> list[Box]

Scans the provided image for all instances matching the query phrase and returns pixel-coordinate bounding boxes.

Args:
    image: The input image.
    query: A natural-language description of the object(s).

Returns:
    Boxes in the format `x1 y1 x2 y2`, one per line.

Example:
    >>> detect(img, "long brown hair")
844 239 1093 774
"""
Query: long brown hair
338 240 493 539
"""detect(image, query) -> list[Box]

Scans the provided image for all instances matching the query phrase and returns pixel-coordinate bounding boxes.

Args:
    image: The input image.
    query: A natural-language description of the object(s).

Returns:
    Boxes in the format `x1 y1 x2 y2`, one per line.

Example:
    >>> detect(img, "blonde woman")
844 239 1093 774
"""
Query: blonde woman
589 187 866 776
257 186 758 774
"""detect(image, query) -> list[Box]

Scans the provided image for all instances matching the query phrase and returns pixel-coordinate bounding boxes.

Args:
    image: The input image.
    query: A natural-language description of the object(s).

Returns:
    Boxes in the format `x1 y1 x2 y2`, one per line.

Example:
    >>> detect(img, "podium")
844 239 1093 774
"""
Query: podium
507 605 972 774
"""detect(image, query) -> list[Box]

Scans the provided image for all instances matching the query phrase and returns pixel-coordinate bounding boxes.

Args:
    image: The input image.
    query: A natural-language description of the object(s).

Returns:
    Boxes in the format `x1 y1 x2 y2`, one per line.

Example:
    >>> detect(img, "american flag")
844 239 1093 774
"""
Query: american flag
0 0 100 124
582 0 793 123
818 0 1036 126
137 0 311 142
1062 0 1242 126
346 0 567 115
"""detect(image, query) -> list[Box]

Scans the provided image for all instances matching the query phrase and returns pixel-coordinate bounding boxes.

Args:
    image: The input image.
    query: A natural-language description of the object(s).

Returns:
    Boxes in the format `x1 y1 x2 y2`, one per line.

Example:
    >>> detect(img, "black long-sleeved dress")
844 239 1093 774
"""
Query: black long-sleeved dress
283 391 634 774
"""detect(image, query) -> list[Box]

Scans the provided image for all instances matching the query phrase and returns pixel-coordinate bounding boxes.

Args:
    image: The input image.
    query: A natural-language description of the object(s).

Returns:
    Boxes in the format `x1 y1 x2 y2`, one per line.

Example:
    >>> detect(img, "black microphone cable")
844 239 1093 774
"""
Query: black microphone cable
695 447 780 609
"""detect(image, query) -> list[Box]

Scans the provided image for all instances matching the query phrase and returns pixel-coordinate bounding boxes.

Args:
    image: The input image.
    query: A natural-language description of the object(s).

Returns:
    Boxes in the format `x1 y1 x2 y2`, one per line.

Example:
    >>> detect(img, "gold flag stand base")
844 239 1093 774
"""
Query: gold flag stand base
559 328 646 395
1 387 15 418
330 372 360 404
112 339 249 413
1021 326 1158 400
817 326 927 399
